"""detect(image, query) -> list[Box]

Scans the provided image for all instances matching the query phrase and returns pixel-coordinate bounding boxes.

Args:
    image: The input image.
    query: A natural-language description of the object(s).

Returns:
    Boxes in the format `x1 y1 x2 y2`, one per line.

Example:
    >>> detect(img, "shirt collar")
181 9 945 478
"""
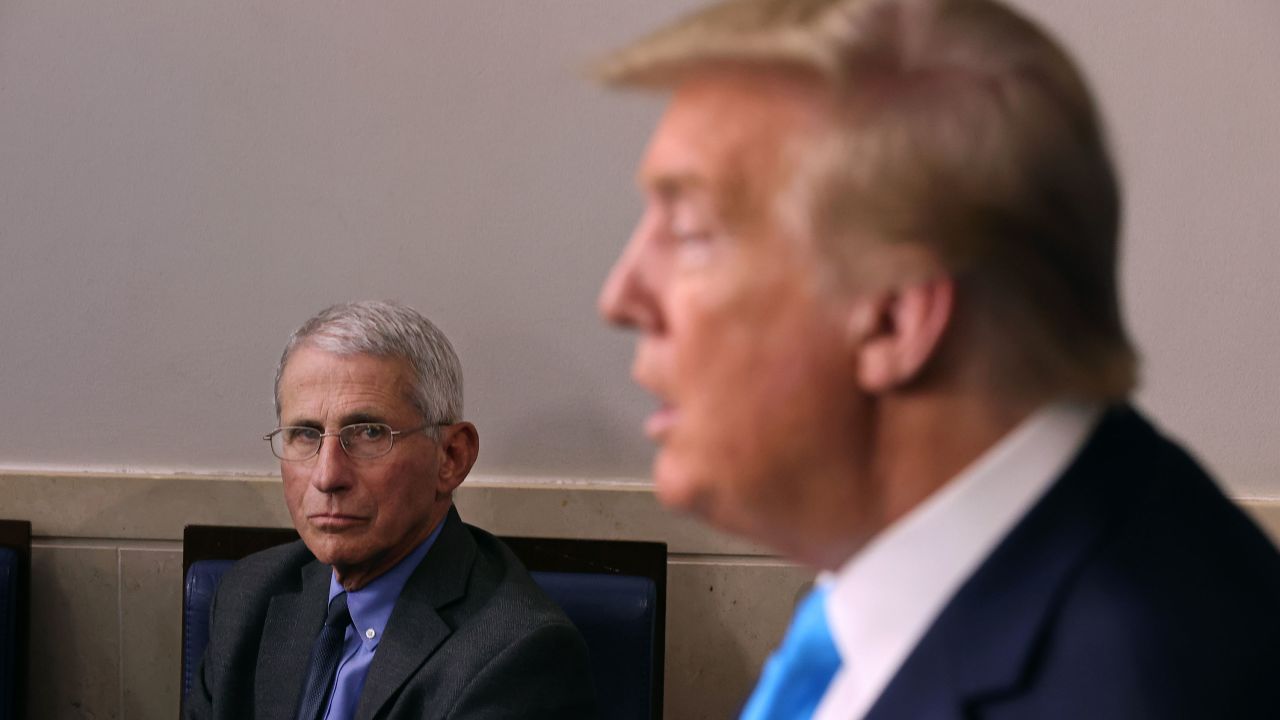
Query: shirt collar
822 400 1101 714
327 516 447 650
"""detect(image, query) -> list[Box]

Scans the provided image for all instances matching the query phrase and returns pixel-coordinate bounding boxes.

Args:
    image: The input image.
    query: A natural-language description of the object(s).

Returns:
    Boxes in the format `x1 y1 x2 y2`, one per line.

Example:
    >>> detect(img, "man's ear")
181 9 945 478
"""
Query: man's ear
845 275 954 393
435 422 479 497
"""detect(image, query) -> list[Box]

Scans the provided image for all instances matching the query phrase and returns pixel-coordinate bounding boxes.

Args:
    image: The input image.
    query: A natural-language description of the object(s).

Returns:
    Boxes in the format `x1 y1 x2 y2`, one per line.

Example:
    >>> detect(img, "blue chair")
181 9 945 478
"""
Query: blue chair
181 558 235 700
0 519 31 720
532 571 659 719
181 526 667 719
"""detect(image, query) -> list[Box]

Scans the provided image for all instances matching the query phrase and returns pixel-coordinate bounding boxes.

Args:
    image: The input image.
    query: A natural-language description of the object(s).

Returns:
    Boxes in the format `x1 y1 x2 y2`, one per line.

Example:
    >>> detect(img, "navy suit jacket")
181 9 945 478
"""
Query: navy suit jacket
185 508 597 720
863 407 1280 719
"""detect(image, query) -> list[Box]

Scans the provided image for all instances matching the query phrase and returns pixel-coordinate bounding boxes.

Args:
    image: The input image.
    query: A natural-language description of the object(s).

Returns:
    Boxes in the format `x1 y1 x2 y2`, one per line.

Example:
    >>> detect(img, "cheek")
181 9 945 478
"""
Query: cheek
684 322 848 471
666 289 753 390
377 460 436 513
281 470 308 512
669 260 807 361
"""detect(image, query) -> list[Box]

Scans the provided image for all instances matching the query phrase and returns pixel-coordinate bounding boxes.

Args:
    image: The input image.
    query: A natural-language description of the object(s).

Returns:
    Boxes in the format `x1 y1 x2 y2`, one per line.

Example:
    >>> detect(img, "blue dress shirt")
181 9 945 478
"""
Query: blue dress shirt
321 519 446 720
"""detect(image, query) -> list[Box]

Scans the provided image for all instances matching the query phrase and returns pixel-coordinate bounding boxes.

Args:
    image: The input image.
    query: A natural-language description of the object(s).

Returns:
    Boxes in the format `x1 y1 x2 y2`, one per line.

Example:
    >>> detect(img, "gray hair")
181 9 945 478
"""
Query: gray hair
273 301 464 425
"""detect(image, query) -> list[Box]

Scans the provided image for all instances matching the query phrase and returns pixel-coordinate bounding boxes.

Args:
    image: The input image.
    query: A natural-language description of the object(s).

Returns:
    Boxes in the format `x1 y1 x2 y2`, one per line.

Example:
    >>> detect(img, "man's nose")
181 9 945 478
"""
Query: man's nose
599 219 661 332
311 435 354 493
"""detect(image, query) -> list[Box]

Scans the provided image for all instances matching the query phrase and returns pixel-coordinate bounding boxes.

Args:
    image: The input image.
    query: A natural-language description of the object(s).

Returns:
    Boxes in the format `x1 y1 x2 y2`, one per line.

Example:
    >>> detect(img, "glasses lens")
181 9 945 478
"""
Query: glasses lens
340 423 395 458
271 427 322 460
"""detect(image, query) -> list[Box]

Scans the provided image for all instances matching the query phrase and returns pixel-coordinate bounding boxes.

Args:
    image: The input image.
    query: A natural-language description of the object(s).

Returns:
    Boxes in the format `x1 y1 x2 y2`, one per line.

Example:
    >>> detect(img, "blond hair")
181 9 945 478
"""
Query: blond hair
600 0 1137 400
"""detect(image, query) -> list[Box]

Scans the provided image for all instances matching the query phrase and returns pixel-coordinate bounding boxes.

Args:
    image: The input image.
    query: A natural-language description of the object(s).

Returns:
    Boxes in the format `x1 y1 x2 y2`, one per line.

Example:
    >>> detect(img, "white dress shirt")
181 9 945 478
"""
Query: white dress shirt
812 401 1101 720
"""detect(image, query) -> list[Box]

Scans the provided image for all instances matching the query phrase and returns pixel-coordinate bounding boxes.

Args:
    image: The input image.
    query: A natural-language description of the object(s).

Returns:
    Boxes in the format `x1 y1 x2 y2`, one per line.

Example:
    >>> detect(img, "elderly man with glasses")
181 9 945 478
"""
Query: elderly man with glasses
184 301 596 720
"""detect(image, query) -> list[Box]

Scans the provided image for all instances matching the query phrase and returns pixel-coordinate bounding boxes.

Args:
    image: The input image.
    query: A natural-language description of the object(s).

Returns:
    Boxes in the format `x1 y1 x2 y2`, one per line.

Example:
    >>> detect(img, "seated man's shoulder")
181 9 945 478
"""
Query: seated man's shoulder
461 524 576 631
434 522 592 670
214 539 314 609
383 522 596 718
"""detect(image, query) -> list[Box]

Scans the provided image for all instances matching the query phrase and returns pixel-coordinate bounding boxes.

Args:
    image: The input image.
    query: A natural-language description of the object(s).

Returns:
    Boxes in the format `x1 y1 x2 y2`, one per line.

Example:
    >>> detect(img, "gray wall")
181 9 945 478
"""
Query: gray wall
2 0 1278 496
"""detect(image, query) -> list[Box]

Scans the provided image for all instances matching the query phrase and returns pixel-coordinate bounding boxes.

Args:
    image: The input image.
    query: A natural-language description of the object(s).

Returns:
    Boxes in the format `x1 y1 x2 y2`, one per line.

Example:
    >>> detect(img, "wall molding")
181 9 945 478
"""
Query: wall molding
0 470 771 556
3 469 1277 554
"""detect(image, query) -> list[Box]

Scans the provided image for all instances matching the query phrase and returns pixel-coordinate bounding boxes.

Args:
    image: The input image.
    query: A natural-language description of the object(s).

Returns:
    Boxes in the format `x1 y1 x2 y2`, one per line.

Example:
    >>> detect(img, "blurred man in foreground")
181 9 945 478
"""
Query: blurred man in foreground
186 300 595 719
597 0 1280 717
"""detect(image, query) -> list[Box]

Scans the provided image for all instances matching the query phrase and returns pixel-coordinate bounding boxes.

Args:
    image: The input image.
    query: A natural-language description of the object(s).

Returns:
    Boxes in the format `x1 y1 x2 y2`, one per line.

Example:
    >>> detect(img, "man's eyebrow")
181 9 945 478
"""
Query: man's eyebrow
339 411 386 426
280 412 386 429
641 171 705 201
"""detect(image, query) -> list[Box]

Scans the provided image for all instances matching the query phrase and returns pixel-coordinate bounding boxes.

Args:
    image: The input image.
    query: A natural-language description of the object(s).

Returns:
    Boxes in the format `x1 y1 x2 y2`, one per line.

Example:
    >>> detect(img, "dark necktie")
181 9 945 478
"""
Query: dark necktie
294 592 352 720
739 586 842 720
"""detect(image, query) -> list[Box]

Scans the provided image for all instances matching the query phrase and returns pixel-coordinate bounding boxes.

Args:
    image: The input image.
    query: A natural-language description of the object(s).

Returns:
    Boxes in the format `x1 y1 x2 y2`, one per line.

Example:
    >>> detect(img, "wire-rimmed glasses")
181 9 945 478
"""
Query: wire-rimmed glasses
263 422 432 461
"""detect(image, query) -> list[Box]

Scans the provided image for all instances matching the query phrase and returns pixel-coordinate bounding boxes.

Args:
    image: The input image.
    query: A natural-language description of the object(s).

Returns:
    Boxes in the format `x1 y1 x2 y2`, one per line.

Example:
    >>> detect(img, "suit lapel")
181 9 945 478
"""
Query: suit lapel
865 407 1148 719
255 559 331 720
355 507 477 720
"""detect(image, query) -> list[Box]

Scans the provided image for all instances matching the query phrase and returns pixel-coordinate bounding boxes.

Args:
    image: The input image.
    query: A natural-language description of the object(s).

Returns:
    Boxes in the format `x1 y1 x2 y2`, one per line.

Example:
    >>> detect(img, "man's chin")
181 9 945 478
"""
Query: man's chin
653 455 720 524
653 453 781 549
300 530 359 565
653 453 689 506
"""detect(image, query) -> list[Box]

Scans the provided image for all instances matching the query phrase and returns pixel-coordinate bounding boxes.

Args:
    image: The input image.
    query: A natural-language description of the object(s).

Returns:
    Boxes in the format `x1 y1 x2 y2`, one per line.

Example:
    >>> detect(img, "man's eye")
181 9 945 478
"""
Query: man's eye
668 201 714 245
675 230 713 245
355 424 388 440
286 428 319 443
674 228 717 268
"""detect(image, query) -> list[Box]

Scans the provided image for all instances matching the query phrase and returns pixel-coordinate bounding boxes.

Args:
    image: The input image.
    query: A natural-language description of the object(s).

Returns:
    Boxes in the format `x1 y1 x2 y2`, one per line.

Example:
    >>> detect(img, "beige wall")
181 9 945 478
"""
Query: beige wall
0 0 1278 496
1 1 1277 715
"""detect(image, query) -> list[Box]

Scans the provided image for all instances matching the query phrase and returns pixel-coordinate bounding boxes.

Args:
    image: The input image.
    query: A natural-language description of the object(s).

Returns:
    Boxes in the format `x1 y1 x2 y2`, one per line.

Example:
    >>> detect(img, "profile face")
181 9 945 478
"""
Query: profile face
276 345 448 585
599 70 871 556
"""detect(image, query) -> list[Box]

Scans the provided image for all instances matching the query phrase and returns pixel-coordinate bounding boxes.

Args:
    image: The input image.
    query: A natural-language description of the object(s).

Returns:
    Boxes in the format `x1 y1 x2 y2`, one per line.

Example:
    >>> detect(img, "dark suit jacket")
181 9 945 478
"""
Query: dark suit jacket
863 407 1280 719
185 508 597 720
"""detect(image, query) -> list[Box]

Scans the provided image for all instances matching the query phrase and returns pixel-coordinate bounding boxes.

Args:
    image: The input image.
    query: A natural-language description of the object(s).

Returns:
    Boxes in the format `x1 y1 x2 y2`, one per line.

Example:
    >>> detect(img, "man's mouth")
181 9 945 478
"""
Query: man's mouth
633 366 676 441
308 513 366 530
645 404 678 441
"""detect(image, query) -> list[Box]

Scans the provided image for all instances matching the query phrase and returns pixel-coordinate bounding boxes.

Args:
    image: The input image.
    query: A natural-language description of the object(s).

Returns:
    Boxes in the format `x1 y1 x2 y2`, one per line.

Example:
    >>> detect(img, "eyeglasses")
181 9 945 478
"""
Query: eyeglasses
263 422 435 461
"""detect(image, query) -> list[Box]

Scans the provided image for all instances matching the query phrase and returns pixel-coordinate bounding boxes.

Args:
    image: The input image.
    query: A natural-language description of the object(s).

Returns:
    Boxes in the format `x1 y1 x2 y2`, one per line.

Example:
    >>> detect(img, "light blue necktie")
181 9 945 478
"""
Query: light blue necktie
740 586 842 720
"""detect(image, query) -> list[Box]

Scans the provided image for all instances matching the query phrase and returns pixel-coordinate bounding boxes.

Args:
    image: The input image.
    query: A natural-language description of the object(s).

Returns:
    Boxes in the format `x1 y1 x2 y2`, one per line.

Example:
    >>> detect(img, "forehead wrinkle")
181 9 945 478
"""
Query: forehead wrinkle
279 351 420 427
285 397 409 432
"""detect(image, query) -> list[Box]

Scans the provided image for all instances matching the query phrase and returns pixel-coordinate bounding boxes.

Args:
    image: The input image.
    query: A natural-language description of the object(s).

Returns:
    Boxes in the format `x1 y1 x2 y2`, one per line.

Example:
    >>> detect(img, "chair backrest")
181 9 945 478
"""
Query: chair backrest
0 519 32 720
181 558 235 701
180 525 298 716
493 535 667 720
531 571 659 717
182 525 667 719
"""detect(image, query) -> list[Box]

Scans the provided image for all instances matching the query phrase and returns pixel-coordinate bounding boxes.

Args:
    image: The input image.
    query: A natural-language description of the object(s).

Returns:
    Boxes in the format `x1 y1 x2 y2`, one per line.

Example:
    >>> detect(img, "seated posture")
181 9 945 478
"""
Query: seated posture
596 0 1280 717
185 301 596 719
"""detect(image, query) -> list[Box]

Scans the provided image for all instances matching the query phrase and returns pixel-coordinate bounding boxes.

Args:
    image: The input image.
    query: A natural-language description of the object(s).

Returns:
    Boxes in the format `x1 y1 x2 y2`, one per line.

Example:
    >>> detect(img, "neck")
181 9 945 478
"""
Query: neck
800 386 1045 572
